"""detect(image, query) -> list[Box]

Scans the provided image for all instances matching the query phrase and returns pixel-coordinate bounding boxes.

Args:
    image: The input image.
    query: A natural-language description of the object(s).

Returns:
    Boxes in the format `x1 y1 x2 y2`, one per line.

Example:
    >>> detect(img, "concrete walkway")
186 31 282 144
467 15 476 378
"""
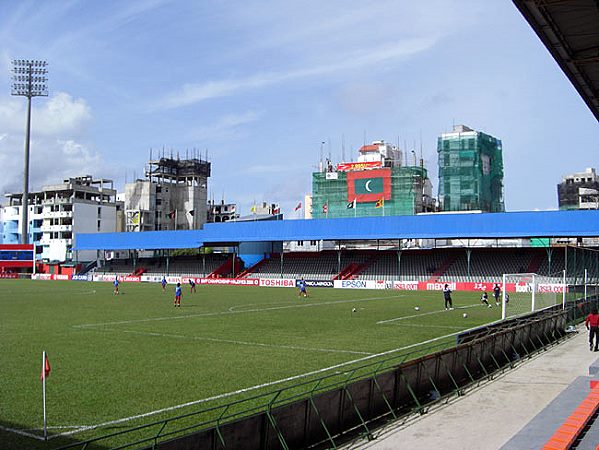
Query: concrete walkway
344 329 599 450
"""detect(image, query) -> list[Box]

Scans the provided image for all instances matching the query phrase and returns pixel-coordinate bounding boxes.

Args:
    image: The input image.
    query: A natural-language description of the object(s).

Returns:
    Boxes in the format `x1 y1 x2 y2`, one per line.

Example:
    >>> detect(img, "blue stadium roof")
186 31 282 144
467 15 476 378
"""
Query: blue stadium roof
74 210 599 251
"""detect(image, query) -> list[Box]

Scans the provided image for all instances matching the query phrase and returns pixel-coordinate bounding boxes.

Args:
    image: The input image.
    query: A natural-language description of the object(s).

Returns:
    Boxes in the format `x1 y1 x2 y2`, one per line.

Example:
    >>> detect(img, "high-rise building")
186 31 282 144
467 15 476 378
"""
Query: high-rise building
2 176 117 262
557 167 599 210
437 125 504 212
125 156 210 231
311 140 434 219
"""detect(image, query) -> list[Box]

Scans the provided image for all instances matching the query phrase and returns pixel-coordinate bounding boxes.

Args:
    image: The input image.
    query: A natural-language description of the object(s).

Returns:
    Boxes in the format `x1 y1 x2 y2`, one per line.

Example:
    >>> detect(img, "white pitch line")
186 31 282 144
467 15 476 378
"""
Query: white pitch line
376 303 482 324
73 295 399 329
119 329 373 355
0 425 45 441
54 329 459 440
388 323 466 330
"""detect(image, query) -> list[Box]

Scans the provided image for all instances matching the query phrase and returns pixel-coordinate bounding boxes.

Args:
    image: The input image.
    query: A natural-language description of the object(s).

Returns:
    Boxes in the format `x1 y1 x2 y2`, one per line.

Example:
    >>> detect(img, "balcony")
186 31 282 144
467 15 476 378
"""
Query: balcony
43 210 73 218
39 238 72 246
40 224 72 232
43 198 71 205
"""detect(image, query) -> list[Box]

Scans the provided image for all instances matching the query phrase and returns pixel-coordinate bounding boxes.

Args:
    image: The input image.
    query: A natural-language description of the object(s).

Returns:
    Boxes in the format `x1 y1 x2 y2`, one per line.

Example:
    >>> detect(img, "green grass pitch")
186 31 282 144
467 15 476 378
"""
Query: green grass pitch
0 279 501 449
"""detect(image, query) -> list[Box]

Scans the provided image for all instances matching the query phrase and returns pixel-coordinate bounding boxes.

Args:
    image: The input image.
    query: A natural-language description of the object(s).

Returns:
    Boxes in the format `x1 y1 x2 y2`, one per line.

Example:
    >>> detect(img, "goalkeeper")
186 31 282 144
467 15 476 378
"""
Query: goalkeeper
585 308 599 352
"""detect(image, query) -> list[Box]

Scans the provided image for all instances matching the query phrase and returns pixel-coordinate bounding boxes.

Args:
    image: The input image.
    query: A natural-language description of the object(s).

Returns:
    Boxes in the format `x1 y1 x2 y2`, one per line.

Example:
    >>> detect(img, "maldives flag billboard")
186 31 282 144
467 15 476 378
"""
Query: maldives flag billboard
347 168 392 203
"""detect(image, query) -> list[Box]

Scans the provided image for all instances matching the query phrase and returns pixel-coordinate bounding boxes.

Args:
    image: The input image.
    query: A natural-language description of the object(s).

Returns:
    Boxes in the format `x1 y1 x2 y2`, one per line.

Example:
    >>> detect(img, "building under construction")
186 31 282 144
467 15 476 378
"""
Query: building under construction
125 154 211 232
437 125 504 213
311 141 435 219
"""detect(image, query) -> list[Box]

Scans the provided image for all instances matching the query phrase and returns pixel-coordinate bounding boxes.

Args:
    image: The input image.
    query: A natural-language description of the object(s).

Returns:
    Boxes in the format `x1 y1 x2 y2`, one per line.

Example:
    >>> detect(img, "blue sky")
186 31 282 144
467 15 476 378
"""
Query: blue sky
0 0 597 215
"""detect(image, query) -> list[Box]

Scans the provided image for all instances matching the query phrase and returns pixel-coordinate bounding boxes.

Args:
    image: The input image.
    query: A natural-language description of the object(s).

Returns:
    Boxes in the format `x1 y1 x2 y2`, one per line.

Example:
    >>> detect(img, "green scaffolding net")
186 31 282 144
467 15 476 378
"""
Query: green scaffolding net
311 165 430 219
437 129 504 212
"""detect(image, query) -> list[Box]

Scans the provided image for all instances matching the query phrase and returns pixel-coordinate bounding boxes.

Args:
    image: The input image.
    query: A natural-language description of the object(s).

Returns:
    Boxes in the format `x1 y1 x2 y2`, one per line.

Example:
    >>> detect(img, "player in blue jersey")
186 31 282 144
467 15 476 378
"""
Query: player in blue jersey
161 276 167 292
298 278 308 298
113 276 119 295
493 283 501 306
174 282 182 307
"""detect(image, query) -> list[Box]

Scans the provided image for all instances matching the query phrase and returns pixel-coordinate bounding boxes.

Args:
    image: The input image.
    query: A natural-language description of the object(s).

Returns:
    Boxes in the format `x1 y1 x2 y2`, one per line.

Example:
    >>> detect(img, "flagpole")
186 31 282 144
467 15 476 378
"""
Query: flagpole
42 351 47 440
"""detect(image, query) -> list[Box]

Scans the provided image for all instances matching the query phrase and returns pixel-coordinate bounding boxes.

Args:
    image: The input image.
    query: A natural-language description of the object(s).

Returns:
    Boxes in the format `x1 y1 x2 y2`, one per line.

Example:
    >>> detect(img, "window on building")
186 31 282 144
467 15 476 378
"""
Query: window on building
297 241 304 246
97 220 101 231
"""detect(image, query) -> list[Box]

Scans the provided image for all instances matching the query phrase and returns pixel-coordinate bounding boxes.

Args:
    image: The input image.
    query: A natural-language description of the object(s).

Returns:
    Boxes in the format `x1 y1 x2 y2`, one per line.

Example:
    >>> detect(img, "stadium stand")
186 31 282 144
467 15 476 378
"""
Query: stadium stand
92 247 570 282
95 254 232 277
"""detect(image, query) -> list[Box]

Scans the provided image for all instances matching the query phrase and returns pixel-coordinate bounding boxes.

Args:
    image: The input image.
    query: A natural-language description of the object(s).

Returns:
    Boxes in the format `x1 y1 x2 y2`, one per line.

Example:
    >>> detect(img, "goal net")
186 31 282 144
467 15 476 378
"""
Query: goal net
501 273 564 320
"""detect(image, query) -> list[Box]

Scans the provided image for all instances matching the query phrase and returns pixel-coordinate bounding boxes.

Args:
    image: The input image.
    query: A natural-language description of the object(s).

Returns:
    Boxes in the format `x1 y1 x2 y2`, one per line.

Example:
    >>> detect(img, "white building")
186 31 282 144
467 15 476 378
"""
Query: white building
125 156 210 231
3 176 117 262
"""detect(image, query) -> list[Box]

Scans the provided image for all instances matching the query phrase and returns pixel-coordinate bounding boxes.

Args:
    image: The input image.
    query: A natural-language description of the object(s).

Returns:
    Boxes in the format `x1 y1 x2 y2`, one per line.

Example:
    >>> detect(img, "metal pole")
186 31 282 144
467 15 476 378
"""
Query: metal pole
585 268 588 301
562 269 567 309
21 95 32 244
279 252 283 278
531 274 536 312
42 351 47 440
502 273 506 320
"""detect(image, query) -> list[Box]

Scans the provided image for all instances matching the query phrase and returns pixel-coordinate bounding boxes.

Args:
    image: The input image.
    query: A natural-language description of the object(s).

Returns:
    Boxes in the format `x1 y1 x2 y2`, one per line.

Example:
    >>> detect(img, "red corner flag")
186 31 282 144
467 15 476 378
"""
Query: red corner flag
41 353 51 381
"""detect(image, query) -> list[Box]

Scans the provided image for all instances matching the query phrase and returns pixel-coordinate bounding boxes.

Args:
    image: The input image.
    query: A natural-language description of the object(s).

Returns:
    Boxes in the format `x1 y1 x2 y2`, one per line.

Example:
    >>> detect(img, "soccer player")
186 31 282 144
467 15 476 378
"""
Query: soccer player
481 291 491 307
493 283 501 306
189 278 196 293
585 308 599 351
443 284 453 310
161 276 167 293
174 282 182 307
298 278 308 298
113 276 119 295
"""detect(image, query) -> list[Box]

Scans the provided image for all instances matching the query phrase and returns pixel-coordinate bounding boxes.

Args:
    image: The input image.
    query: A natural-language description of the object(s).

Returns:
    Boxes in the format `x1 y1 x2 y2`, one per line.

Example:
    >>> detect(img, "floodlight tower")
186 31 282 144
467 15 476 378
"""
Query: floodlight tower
11 60 48 244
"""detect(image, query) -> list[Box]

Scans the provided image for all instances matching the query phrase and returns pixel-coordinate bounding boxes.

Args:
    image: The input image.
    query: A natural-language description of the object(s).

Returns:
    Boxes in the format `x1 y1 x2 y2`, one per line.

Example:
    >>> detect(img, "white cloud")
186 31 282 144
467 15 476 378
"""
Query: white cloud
0 92 91 135
156 38 436 110
188 111 262 141
0 92 114 198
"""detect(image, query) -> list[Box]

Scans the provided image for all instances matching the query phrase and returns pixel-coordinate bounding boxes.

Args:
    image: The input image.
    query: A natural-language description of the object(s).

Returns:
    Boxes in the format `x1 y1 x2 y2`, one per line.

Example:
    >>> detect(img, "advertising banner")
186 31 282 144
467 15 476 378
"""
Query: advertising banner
71 274 91 281
199 278 259 286
393 281 419 290
337 161 382 172
300 279 334 288
141 275 164 283
0 273 19 279
334 280 371 289
259 278 295 288
537 283 566 293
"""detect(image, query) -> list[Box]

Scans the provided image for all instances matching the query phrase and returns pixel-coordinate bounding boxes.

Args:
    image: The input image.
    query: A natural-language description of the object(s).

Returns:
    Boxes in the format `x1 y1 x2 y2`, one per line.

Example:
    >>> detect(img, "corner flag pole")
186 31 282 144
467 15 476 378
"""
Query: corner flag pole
42 351 47 440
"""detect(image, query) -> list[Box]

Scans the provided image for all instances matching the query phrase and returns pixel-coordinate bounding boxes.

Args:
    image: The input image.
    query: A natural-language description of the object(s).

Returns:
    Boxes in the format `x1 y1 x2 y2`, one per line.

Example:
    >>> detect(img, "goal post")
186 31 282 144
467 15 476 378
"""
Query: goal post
501 272 564 320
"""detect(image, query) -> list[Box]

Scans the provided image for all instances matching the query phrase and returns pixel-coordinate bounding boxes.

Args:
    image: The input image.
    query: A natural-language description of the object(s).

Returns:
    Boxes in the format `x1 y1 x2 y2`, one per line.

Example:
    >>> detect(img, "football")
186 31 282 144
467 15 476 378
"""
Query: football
463 313 468 318
414 306 420 311
352 308 357 313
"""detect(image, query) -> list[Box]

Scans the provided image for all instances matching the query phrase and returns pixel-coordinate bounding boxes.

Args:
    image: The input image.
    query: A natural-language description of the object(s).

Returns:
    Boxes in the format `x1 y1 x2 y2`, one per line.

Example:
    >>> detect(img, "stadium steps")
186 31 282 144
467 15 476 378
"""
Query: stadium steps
526 252 545 274
131 267 146 276
348 253 381 279
237 257 270 278
208 256 244 278
428 253 459 282
334 263 359 280
78 260 97 275
542 380 599 449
